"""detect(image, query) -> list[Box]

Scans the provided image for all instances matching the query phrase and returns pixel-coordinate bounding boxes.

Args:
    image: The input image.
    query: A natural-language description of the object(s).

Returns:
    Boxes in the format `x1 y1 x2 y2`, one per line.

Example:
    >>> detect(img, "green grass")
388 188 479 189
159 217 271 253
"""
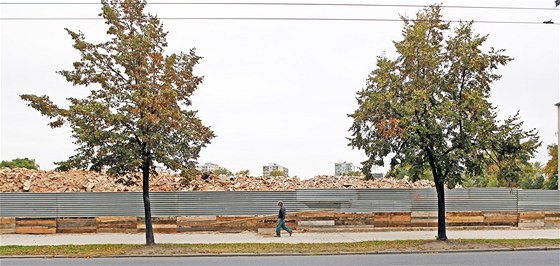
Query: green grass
0 244 134 257
1 239 558 257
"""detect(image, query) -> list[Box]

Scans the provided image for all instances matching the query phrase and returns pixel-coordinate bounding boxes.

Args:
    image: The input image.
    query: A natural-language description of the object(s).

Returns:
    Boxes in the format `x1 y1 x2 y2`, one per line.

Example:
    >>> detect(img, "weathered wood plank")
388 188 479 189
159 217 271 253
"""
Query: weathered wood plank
16 226 56 234
16 218 56 226
519 212 545 220
56 217 97 233
137 216 178 233
0 218 16 234
96 216 137 233
0 217 16 225
15 218 56 234
483 212 518 226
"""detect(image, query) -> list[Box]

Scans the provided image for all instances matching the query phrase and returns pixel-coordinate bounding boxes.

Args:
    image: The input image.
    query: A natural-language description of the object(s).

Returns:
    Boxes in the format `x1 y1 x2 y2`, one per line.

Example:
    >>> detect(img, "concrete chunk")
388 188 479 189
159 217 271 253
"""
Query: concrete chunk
298 220 335 226
257 228 276 235
178 216 217 222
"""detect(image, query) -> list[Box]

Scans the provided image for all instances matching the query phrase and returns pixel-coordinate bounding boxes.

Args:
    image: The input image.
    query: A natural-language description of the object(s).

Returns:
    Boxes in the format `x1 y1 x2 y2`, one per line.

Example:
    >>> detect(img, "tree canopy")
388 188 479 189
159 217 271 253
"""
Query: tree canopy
213 168 233 176
348 5 540 240
20 0 214 245
0 158 40 170
543 144 558 189
236 169 250 176
269 170 286 177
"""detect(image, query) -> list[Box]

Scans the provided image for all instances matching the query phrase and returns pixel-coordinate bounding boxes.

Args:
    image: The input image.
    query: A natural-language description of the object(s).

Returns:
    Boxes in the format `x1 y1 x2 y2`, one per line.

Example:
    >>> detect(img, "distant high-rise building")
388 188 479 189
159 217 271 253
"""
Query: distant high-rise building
335 162 355 176
263 163 289 177
196 163 221 173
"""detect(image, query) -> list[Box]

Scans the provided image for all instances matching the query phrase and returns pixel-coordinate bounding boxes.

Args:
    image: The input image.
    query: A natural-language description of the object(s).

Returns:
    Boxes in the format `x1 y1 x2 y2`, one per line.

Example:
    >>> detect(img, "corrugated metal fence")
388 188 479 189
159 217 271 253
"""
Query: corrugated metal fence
0 189 558 218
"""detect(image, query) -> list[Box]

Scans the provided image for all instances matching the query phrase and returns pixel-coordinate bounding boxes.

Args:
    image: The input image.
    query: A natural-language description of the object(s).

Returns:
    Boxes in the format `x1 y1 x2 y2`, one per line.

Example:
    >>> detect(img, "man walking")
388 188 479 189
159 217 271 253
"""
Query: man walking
275 201 293 237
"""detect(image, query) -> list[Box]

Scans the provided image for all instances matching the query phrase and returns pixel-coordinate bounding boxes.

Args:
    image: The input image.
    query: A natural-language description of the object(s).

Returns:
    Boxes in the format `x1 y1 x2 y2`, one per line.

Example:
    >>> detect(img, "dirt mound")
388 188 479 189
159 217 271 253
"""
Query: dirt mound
0 168 434 192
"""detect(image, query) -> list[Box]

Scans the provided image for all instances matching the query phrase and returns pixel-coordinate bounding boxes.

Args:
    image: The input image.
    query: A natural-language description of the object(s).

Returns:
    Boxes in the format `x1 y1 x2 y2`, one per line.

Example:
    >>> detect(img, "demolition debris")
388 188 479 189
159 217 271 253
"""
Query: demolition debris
0 168 434 192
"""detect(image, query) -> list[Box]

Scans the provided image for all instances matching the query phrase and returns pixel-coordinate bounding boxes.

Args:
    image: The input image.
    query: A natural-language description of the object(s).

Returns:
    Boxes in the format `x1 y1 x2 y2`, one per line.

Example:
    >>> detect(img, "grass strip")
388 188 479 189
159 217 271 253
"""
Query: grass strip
1 239 558 257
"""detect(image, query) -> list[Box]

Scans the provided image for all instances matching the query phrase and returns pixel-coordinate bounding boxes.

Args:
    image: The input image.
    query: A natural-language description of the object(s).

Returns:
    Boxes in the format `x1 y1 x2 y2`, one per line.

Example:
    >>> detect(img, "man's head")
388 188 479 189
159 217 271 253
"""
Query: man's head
278 201 283 207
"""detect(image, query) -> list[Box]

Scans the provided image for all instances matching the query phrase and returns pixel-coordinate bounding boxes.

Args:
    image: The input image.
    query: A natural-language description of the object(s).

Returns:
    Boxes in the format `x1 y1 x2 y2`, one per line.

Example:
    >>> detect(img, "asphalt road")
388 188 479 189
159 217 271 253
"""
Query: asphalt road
2 250 559 266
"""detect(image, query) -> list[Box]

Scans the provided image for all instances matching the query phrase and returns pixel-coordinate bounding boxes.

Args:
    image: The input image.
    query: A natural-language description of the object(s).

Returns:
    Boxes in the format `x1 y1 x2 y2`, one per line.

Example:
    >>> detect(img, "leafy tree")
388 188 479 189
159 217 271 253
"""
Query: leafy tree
179 167 200 187
462 175 488 188
269 170 285 177
346 170 363 177
544 173 558 190
385 163 433 181
518 162 544 189
464 161 545 189
20 0 214 245
519 174 545 189
348 6 539 240
0 158 40 170
544 144 558 179
236 169 250 176
543 144 558 189
213 168 233 176
462 161 498 188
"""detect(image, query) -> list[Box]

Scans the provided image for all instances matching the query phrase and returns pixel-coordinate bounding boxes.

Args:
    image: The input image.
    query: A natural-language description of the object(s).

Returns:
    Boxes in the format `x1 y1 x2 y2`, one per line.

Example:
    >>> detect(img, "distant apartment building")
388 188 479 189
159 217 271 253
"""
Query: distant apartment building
263 163 289 177
335 162 355 176
196 163 221 173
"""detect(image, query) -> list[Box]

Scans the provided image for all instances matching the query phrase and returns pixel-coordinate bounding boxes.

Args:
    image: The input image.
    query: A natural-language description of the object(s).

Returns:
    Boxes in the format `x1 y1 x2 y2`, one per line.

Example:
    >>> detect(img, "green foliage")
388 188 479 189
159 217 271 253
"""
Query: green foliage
385 164 433 181
0 158 40 170
20 0 214 177
269 170 285 177
178 165 200 186
385 165 410 179
1 240 559 257
462 163 503 188
488 116 541 187
517 162 544 189
19 0 215 245
464 162 546 189
519 175 545 189
462 172 491 187
348 5 540 187
543 144 558 189
213 168 233 176
348 5 540 240
543 144 558 179
346 170 363 177
486 177 502 188
543 174 558 190
236 169 250 176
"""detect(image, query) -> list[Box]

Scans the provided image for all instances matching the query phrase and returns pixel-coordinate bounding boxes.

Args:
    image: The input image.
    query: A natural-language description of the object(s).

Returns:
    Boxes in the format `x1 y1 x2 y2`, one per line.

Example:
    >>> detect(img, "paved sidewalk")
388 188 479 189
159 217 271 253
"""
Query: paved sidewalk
1 228 558 246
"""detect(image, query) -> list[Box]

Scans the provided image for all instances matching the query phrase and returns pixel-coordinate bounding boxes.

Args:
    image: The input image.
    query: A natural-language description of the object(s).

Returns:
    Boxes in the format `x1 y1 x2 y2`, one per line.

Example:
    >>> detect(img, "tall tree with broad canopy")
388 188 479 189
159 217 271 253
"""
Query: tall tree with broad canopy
20 0 214 245
348 6 540 241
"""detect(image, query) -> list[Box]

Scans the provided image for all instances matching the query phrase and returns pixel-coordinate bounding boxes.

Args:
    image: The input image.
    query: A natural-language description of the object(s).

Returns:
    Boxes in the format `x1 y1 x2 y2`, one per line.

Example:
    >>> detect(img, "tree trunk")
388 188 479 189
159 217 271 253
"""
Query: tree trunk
425 146 448 241
434 179 448 241
142 160 155 245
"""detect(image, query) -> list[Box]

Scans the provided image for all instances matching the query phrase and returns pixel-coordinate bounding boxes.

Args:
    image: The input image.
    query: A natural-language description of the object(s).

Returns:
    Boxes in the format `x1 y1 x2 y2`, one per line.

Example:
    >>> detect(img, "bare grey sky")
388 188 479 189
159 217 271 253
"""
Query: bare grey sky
1 0 558 178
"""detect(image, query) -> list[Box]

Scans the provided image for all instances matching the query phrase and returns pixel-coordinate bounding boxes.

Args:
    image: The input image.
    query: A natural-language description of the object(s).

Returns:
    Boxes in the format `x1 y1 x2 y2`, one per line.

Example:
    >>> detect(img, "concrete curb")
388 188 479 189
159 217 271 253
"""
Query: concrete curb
2 247 559 259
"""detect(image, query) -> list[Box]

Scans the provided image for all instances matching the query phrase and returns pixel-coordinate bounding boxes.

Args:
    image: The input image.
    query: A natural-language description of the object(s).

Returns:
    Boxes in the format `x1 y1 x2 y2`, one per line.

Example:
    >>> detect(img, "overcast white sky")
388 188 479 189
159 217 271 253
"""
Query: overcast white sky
1 0 559 178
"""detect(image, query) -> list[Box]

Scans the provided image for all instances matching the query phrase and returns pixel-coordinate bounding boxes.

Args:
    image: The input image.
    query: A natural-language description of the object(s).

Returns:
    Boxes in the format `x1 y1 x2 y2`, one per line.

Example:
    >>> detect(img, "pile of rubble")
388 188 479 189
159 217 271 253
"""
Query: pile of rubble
299 175 433 189
0 168 132 192
0 168 434 192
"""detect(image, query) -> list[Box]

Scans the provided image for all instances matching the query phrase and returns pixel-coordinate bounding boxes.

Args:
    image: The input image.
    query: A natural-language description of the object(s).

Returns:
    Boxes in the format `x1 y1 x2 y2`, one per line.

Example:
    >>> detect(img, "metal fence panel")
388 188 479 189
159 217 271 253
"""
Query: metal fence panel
1 189 558 217
411 189 438 211
174 191 307 215
296 189 358 202
354 189 414 212
518 190 560 211
446 188 518 211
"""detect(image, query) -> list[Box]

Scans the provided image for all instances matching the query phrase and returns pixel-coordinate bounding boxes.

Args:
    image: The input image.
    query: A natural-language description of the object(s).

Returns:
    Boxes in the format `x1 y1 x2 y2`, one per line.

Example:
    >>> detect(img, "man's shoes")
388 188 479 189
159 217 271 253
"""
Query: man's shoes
274 235 281 237
289 231 292 236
